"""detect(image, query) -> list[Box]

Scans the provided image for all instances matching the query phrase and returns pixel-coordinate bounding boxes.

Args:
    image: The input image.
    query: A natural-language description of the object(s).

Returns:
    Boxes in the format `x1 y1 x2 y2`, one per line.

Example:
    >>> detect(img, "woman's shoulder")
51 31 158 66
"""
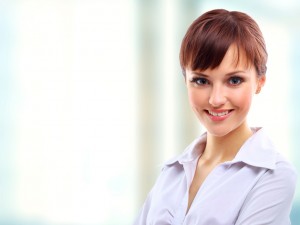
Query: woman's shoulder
273 152 298 182
253 151 298 201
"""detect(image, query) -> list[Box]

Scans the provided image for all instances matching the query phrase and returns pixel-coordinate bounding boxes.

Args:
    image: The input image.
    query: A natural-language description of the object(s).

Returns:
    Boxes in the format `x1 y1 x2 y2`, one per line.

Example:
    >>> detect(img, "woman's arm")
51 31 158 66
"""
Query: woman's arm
133 190 153 225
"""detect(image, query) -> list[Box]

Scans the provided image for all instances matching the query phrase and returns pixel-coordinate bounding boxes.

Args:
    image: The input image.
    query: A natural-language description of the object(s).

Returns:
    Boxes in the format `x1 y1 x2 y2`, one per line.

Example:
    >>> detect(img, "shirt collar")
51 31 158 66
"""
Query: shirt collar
164 132 206 166
164 127 277 170
232 127 277 170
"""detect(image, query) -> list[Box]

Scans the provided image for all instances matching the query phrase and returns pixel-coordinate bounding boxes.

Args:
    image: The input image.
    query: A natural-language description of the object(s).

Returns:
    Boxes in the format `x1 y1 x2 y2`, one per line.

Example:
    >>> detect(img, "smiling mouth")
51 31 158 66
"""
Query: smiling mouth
207 110 233 117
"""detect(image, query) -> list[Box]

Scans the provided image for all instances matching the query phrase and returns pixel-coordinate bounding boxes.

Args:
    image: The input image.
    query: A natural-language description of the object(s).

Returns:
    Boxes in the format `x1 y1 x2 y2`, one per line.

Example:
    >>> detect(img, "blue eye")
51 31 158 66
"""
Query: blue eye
191 77 209 85
229 77 243 85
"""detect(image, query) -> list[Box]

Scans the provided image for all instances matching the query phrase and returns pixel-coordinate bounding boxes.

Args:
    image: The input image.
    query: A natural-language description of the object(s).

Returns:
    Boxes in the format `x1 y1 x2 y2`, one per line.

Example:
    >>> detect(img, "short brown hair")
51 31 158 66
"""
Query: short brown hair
179 9 267 76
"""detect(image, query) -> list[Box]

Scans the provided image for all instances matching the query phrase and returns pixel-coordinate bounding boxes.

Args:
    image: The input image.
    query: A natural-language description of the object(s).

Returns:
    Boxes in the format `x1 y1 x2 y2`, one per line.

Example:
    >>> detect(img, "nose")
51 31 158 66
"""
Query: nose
209 85 227 107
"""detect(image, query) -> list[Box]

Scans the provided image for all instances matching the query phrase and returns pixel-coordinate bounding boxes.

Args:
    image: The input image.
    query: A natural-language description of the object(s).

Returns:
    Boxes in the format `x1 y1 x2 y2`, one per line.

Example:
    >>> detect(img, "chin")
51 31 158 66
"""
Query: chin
207 129 231 137
204 124 238 137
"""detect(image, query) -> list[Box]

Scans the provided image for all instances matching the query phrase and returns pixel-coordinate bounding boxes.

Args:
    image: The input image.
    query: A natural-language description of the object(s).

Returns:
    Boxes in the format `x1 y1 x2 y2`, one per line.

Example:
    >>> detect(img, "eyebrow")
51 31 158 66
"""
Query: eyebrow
191 70 247 77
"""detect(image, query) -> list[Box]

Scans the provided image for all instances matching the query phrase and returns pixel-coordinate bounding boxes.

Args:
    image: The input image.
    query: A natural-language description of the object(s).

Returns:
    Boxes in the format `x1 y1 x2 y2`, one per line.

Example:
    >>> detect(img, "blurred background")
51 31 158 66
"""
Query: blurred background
0 0 299 224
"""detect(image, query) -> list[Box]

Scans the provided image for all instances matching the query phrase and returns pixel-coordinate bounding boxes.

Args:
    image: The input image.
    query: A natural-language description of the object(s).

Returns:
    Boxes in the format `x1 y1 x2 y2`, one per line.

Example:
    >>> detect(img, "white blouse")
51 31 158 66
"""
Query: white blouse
134 128 297 225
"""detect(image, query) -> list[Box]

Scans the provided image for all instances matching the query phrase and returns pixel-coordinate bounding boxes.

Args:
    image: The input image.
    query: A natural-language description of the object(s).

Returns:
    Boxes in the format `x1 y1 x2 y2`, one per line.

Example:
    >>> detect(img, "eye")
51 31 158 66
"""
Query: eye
190 77 209 86
228 76 243 86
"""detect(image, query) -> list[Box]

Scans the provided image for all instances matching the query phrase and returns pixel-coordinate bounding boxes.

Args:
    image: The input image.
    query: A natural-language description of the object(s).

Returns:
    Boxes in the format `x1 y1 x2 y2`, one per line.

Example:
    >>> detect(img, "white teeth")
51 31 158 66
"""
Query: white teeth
208 110 229 117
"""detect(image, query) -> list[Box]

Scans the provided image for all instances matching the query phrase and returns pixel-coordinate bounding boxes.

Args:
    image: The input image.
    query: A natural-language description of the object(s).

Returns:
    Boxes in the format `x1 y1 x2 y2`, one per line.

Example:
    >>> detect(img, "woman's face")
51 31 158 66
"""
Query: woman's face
185 45 265 137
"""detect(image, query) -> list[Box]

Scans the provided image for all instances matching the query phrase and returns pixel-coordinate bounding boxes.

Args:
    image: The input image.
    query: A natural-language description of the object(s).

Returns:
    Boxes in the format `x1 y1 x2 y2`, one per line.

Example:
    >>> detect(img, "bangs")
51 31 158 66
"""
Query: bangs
192 16 237 70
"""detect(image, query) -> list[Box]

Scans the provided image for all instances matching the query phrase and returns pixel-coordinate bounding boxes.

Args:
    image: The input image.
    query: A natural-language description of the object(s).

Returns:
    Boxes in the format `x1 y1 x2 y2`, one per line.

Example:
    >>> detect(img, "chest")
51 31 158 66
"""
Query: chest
147 163 266 225
187 162 216 213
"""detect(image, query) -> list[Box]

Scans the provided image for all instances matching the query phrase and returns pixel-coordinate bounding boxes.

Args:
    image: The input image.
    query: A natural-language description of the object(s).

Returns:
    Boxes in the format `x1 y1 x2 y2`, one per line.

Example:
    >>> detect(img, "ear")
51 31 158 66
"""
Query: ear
256 75 266 94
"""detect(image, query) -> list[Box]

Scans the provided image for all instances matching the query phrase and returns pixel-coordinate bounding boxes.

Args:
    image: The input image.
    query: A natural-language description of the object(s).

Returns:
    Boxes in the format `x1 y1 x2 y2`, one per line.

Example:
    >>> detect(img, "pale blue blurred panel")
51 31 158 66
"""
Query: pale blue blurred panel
289 19 300 225
0 0 16 221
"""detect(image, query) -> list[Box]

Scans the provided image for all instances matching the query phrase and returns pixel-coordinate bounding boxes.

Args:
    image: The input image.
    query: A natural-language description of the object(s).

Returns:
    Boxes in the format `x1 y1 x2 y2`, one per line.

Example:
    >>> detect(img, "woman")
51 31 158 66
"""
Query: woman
134 9 297 225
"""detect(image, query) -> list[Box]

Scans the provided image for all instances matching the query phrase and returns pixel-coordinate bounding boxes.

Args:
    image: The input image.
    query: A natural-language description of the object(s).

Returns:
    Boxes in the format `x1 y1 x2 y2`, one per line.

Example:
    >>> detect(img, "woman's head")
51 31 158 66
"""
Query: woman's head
179 9 267 77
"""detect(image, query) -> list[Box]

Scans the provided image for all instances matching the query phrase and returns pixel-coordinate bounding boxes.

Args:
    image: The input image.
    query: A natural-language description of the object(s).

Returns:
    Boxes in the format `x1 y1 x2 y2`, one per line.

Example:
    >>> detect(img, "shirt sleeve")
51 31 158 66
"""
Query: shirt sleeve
133 189 153 225
235 161 297 225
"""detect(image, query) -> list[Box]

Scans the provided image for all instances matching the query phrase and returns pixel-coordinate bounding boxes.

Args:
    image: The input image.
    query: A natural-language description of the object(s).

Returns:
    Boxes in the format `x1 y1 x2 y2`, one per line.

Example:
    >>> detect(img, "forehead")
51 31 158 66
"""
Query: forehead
219 44 251 69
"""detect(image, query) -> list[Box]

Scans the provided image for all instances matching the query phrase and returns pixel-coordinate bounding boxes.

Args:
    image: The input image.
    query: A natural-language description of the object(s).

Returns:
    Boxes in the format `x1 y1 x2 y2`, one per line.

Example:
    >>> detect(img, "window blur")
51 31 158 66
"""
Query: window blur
0 0 299 224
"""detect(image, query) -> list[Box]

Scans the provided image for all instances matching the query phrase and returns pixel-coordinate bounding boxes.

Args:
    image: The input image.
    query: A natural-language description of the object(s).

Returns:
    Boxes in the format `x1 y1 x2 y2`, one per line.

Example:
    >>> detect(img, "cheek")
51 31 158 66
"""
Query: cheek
233 88 254 110
188 89 208 111
188 89 204 108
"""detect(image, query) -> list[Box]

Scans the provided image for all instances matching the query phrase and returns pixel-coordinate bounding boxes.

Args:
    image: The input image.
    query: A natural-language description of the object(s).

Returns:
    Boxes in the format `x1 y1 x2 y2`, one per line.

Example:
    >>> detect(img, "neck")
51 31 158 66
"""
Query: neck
203 122 253 163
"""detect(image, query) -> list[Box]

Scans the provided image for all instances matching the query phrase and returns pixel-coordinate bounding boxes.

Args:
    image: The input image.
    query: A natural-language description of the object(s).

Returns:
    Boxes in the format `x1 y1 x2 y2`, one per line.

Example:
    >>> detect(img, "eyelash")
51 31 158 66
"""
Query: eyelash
228 76 244 85
190 76 244 86
190 77 209 85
